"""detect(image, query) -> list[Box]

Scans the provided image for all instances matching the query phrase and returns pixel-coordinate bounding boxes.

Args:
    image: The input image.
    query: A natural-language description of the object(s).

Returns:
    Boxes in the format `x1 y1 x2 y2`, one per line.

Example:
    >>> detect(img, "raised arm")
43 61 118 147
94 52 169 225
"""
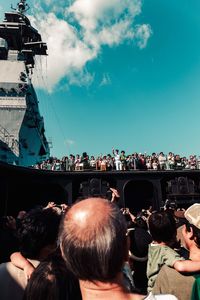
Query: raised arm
10 252 35 279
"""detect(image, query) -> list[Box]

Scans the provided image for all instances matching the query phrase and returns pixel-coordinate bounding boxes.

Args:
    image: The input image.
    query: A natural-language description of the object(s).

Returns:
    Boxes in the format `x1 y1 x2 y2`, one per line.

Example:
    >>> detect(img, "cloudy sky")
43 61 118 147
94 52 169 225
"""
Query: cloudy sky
1 0 200 157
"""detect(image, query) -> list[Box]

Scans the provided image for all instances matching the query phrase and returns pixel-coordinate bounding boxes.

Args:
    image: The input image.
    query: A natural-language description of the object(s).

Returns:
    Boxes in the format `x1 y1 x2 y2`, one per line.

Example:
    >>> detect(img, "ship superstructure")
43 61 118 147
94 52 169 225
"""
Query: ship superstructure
0 0 49 166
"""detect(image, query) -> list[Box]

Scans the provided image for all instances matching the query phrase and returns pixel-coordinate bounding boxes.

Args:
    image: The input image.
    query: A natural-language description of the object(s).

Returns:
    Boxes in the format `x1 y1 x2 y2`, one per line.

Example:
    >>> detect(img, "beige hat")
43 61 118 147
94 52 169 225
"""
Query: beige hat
184 203 200 229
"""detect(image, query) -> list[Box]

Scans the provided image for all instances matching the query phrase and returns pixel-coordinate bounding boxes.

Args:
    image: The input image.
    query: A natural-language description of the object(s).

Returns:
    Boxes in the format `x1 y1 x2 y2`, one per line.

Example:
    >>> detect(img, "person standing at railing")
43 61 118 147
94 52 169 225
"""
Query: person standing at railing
112 148 122 170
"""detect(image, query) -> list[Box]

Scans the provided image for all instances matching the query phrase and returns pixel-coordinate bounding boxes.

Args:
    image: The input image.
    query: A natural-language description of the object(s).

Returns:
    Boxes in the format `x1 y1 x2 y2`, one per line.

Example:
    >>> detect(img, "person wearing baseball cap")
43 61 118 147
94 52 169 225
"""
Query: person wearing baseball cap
153 203 200 300
184 203 200 230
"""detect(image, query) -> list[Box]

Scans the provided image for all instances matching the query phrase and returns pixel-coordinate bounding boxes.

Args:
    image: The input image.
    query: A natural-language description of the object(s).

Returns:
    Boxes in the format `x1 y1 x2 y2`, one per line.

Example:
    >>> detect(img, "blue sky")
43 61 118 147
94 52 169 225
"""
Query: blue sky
1 0 200 158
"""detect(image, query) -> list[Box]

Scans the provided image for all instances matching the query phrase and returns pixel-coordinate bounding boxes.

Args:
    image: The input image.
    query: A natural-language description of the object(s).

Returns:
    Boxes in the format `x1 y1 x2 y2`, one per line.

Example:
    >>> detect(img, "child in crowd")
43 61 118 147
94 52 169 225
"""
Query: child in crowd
11 251 82 300
10 251 35 280
147 211 200 292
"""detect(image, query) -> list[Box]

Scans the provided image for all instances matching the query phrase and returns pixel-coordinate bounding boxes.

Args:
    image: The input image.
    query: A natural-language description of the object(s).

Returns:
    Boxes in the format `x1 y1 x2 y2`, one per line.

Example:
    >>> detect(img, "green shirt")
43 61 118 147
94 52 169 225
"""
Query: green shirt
191 274 200 300
147 243 184 292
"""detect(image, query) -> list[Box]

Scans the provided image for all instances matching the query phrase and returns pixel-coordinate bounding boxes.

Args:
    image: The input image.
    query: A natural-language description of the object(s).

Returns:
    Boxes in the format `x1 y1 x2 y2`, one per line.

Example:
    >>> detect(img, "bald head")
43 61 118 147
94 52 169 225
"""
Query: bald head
59 197 127 281
66 198 112 234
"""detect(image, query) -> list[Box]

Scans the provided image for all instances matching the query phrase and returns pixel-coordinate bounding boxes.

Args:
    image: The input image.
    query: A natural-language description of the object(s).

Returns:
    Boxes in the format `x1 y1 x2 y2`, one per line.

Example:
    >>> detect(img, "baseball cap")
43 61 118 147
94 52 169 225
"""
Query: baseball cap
184 203 200 229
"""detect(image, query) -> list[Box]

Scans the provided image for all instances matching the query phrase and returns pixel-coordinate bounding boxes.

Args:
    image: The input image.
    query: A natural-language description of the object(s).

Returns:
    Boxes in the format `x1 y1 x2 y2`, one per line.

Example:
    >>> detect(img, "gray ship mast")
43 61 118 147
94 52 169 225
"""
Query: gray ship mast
0 0 50 166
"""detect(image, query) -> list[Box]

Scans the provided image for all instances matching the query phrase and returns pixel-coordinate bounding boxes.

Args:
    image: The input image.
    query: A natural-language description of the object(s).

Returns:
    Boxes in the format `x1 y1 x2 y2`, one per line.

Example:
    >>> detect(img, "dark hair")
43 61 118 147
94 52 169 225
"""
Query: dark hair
148 211 176 244
129 228 152 258
135 216 148 230
23 252 81 300
185 221 200 249
17 208 61 259
82 152 87 158
60 199 127 281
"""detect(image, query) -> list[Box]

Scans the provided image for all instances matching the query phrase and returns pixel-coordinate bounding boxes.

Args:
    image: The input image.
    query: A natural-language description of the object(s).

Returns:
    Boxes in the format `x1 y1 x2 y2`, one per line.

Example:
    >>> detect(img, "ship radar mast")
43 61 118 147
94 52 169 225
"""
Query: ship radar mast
0 1 50 166
11 0 30 14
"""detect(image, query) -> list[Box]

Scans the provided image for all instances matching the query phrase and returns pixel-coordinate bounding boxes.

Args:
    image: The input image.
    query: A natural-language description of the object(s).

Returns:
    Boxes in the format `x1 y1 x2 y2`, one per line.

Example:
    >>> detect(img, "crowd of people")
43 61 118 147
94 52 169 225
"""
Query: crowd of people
33 150 200 171
1 189 200 299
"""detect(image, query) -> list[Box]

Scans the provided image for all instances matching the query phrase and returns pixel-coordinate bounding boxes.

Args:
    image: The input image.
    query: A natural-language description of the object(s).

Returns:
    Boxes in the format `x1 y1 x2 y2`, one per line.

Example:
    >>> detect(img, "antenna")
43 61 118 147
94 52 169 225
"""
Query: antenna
11 0 30 14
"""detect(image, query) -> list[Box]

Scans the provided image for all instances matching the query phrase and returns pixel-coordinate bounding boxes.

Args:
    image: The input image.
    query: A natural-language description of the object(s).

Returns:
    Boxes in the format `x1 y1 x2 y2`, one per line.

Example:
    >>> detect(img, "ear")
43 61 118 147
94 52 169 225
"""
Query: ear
184 225 193 240
187 226 194 240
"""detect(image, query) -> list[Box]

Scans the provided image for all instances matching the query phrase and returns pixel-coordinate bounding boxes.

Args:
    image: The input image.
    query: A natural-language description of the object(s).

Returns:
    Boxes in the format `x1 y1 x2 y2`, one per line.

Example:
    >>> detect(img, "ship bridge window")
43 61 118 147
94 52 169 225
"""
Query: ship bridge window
21 77 26 82
0 38 8 60
20 72 27 82
0 38 8 49
10 88 16 93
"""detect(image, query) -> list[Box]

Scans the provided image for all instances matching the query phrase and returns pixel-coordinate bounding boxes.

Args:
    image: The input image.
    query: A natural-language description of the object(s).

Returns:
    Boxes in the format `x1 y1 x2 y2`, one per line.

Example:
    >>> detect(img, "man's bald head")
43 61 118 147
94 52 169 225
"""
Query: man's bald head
66 197 110 228
59 197 127 281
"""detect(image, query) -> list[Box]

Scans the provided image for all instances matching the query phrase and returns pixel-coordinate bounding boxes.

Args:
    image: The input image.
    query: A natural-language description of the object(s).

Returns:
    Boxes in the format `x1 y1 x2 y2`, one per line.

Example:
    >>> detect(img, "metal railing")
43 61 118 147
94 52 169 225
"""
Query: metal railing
0 124 19 156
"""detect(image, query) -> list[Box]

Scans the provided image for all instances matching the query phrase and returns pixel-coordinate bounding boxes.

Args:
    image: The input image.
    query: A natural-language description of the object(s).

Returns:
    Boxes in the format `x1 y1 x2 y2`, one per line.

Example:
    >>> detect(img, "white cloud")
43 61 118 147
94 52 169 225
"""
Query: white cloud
99 73 111 87
69 0 141 30
30 0 152 91
68 69 95 87
31 13 96 91
65 139 75 146
135 24 152 49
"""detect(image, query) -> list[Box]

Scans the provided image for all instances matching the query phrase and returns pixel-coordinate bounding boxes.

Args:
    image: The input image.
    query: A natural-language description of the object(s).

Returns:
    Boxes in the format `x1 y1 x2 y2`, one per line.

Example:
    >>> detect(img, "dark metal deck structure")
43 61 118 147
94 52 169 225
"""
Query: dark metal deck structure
1 162 200 216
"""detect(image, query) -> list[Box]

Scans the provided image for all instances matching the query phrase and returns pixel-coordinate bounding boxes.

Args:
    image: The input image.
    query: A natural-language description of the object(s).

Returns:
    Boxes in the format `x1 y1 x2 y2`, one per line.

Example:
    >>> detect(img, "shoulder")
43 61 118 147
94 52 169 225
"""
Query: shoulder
0 262 9 273
154 265 178 278
130 294 146 300
0 261 24 278
0 261 31 288
0 262 22 288
161 245 181 257
0 262 15 274
153 265 195 300
0 262 26 300
149 245 181 262
155 264 194 282
160 246 182 266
